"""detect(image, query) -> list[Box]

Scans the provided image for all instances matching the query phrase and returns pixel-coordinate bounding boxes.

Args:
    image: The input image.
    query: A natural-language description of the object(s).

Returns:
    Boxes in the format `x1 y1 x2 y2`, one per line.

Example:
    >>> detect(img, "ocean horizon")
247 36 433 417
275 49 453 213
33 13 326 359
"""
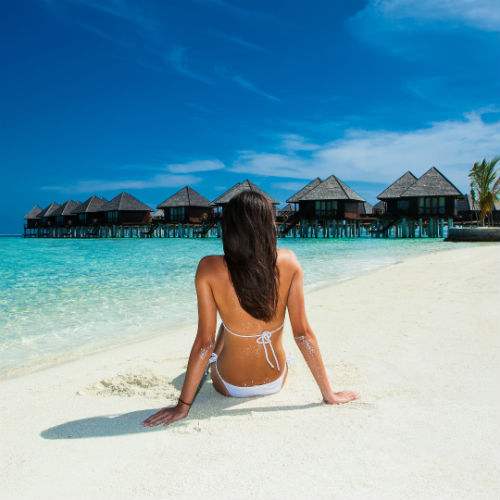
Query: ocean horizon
0 237 474 378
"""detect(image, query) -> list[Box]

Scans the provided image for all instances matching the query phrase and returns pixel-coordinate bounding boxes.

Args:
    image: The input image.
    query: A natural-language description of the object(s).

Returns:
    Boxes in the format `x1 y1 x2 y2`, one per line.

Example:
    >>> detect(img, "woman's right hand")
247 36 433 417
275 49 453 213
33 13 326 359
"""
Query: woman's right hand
323 390 360 405
142 403 189 427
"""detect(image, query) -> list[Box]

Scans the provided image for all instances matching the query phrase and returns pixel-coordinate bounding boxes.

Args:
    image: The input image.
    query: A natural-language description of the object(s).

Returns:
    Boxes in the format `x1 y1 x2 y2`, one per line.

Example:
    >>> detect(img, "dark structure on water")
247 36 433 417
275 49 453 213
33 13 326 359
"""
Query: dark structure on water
454 194 500 226
23 168 469 239
157 186 212 223
24 206 43 231
212 180 280 211
23 193 154 238
374 167 462 238
280 175 370 238
72 196 108 230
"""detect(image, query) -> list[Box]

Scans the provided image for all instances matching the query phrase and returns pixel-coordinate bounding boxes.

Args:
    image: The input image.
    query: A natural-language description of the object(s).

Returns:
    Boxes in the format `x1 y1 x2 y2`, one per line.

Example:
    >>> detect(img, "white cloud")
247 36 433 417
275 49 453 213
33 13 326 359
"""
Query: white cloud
232 151 309 178
42 173 202 193
167 159 225 173
167 47 212 84
230 112 500 193
350 0 500 32
279 134 320 153
232 75 280 102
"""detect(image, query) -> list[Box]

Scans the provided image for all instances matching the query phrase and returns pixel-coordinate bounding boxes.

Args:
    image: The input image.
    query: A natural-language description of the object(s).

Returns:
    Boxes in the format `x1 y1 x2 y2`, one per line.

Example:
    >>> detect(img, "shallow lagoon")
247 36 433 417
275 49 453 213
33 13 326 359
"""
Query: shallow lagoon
0 237 469 375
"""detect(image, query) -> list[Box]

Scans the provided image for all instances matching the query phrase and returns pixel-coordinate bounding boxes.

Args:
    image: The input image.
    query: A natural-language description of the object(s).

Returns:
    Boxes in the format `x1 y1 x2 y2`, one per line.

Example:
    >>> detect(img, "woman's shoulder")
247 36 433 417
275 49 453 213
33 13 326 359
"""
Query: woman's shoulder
198 254 224 267
196 255 225 276
277 248 301 269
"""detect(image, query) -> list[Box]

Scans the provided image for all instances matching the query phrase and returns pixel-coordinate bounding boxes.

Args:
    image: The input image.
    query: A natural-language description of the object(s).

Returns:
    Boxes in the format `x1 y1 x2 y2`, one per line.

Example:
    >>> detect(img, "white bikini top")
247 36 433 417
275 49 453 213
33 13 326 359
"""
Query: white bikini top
221 322 285 371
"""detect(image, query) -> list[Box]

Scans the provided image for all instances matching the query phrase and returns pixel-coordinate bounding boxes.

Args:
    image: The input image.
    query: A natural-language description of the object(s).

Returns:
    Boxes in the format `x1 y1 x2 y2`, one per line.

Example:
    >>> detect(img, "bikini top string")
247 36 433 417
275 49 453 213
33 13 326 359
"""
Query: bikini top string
221 322 284 371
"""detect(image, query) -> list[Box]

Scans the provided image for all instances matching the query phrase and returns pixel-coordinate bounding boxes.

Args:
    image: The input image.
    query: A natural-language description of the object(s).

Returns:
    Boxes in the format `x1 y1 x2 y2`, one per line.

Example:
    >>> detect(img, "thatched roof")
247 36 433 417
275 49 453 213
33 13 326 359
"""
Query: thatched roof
211 180 280 205
377 171 418 200
360 201 374 216
100 192 153 212
24 205 43 220
373 200 386 211
52 200 80 216
72 196 108 214
286 178 322 204
38 202 60 218
298 175 365 202
400 167 462 198
277 204 296 216
157 186 211 209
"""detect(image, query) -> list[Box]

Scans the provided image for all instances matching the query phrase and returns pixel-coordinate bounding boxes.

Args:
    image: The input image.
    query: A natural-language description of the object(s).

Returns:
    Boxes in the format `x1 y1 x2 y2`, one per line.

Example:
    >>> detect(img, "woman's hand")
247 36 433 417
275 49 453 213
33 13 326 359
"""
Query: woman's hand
323 390 360 405
142 403 189 427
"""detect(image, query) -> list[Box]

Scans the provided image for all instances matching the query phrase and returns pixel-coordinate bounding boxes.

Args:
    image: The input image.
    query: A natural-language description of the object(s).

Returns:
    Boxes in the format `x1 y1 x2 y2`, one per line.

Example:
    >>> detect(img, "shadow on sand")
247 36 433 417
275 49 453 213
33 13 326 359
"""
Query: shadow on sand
41 370 321 439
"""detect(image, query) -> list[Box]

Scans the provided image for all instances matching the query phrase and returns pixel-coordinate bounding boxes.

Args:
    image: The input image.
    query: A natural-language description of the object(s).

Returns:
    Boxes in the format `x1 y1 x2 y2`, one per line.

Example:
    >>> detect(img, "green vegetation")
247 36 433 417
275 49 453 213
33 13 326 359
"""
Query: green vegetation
469 156 500 226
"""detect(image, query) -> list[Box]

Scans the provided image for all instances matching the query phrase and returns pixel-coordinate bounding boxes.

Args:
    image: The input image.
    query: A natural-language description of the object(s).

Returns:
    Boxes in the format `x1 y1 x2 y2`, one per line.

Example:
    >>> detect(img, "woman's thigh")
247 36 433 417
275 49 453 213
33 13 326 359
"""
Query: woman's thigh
210 363 231 397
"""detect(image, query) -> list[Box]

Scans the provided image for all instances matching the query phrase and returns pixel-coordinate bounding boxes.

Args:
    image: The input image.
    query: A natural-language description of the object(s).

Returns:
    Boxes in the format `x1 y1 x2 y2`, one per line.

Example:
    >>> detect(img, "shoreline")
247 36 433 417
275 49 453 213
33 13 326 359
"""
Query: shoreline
1 243 499 500
1 241 486 382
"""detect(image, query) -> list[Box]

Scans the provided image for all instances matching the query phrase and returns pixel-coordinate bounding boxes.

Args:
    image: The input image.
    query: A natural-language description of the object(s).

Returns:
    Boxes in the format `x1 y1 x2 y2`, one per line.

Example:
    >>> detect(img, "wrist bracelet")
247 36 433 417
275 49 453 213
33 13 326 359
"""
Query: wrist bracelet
178 397 192 407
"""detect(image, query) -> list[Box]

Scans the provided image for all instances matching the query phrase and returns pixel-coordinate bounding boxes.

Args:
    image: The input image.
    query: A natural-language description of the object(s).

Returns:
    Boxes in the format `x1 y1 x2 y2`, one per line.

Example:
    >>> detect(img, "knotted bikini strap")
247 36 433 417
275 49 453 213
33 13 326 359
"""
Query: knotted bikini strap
222 323 284 371
256 330 280 371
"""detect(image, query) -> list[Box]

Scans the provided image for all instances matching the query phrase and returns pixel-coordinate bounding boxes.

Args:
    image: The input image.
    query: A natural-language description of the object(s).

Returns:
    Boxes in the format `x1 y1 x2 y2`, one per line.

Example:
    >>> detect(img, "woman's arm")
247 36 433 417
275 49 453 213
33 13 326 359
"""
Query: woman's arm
286 251 359 405
142 257 218 427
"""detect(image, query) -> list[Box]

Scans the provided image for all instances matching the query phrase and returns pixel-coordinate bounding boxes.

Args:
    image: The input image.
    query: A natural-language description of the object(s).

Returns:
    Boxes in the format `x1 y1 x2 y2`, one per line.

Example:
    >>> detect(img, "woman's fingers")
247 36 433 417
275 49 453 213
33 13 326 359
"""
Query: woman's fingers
142 409 171 426
142 406 188 427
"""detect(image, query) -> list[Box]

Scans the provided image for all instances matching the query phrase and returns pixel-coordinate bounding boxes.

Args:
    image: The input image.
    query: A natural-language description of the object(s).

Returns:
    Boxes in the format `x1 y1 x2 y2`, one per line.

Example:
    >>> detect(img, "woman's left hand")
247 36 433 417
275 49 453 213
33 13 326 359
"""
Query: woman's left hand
142 403 189 427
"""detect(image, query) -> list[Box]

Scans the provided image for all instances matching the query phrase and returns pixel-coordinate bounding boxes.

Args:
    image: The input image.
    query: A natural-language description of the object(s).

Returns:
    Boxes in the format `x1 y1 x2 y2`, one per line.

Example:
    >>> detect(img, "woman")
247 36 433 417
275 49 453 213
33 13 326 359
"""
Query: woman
142 191 358 428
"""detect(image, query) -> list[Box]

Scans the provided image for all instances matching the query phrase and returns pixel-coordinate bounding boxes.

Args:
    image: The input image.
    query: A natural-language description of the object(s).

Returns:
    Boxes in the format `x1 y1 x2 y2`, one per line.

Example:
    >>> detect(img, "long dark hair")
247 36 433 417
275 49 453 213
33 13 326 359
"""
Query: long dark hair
221 190 279 321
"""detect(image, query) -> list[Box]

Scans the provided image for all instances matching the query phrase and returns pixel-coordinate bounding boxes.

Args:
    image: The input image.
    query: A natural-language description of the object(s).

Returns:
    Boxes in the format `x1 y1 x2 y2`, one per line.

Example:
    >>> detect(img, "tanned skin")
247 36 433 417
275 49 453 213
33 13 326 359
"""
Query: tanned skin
142 249 359 428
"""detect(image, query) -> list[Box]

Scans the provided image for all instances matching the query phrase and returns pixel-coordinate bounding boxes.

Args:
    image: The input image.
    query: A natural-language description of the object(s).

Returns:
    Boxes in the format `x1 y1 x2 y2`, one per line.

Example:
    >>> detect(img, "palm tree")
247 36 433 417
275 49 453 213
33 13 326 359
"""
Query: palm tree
468 156 500 226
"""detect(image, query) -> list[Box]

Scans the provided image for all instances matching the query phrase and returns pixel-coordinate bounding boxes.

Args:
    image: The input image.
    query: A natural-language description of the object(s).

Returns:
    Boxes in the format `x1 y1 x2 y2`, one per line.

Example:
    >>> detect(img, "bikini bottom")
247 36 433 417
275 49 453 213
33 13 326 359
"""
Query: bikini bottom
209 353 290 398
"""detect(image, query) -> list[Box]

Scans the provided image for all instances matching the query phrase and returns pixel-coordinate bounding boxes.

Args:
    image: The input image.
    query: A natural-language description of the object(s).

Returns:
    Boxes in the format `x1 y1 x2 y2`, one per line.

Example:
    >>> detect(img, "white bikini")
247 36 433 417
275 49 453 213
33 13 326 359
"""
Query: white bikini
209 322 290 398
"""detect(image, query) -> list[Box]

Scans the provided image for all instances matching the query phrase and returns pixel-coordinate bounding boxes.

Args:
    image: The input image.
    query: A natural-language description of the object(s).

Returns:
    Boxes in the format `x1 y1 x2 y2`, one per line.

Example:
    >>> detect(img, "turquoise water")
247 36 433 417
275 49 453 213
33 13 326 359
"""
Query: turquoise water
0 236 469 376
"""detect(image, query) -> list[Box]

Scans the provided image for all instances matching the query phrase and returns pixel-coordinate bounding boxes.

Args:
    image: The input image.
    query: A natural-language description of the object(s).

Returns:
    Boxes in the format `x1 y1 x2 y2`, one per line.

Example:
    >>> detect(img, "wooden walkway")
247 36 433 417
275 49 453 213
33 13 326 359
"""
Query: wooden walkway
25 215 456 239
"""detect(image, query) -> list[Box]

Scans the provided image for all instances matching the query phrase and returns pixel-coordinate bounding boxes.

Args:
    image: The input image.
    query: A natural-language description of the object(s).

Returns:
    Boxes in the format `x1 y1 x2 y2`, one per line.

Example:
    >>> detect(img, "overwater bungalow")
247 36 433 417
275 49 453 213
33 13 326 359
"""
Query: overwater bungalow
23 205 43 237
98 192 153 225
37 202 60 226
157 186 212 223
24 205 43 229
52 200 80 227
71 196 108 226
281 175 366 238
375 167 462 237
286 175 366 220
377 171 418 217
32 202 60 237
211 180 280 213
378 167 461 218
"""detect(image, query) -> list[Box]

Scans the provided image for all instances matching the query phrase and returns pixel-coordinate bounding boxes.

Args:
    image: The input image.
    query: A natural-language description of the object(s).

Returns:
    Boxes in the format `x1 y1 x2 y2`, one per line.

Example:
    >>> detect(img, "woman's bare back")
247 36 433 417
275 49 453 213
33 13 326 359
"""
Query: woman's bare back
204 248 297 390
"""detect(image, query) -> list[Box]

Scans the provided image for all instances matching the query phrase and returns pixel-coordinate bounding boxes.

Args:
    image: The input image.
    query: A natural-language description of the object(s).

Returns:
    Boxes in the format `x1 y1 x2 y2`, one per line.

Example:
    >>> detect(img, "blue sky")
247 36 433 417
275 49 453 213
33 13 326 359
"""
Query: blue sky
1 0 499 233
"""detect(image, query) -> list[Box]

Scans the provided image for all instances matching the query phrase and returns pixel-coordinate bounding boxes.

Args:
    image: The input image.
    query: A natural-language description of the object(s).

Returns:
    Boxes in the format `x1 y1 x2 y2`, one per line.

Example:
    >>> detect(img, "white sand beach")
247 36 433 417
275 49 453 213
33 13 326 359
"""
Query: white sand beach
1 244 499 500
